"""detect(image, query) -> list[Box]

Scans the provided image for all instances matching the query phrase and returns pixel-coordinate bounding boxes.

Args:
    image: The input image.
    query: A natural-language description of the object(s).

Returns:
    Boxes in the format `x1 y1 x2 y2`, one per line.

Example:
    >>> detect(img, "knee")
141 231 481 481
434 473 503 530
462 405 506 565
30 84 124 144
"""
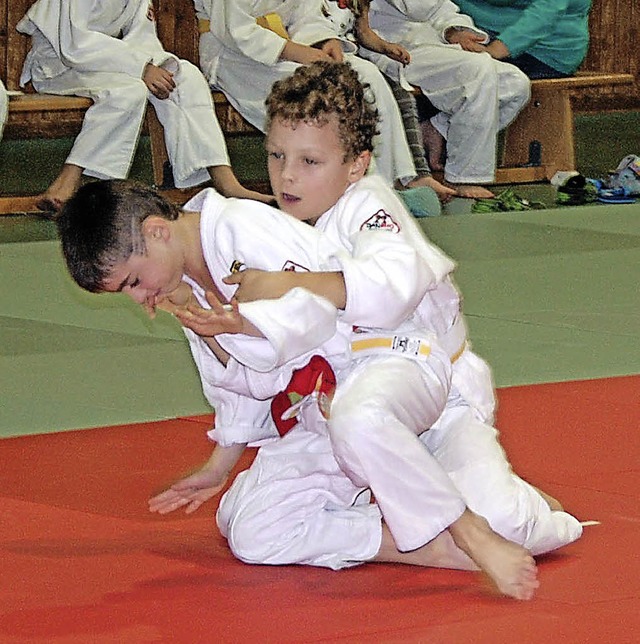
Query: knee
225 515 270 564
507 68 531 104
101 78 148 112
174 60 210 95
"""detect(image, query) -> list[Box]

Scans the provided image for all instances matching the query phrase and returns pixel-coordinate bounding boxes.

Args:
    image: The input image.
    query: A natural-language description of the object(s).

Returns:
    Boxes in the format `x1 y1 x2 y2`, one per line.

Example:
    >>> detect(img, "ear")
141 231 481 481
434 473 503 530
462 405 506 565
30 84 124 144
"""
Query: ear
142 216 171 243
347 150 371 184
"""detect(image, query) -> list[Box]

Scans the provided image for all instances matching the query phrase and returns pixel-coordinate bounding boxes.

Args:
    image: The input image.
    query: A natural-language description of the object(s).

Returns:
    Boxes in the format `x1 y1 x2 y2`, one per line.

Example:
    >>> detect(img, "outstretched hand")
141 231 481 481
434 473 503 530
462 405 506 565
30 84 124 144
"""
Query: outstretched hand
149 468 228 515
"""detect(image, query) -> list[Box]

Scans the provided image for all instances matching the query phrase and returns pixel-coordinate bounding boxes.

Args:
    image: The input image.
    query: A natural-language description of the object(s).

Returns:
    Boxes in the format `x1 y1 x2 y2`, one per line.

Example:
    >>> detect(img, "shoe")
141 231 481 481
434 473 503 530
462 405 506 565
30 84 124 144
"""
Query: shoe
472 188 545 213
555 174 599 205
607 154 640 196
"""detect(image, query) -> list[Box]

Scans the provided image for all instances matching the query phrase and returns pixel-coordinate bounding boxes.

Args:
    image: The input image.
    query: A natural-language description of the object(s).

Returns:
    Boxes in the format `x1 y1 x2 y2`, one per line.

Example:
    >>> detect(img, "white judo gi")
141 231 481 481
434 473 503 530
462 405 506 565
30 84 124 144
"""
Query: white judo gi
368 0 531 184
181 185 582 569
193 0 417 185
17 0 229 188
0 80 7 140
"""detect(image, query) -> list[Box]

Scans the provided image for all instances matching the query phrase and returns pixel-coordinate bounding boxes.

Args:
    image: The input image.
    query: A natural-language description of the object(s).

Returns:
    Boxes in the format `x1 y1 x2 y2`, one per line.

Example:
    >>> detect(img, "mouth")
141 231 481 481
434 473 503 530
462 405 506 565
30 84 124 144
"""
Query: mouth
280 192 301 205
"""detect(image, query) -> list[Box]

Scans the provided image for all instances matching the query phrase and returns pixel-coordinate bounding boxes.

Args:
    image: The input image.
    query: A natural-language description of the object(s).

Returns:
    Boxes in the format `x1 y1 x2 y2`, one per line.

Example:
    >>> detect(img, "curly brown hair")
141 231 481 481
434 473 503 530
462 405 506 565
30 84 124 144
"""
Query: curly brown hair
265 61 379 161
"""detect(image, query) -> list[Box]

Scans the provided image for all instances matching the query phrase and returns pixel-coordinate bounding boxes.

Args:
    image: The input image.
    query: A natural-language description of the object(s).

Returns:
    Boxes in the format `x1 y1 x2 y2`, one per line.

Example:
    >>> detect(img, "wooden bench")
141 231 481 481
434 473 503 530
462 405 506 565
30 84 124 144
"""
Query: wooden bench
495 71 635 184
1 0 638 214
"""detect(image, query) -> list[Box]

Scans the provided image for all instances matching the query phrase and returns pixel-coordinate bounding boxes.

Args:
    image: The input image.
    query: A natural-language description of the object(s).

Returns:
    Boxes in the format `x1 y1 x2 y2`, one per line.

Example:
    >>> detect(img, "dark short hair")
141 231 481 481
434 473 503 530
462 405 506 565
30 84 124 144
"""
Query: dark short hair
265 61 379 161
56 180 179 292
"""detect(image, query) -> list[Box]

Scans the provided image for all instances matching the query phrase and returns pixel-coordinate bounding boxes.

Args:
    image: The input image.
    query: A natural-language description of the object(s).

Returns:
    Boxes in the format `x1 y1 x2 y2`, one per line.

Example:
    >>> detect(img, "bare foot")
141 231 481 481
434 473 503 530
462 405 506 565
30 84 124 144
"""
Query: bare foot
235 188 277 206
37 163 84 213
406 175 457 203
420 118 446 172
208 165 275 205
449 184 495 199
373 524 478 571
449 510 539 601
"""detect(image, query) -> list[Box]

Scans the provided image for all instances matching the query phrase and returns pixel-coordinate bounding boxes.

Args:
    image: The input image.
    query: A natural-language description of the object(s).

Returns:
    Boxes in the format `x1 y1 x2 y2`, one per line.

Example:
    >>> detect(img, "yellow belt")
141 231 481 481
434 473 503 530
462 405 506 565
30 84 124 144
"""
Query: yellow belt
198 14 289 39
351 335 466 363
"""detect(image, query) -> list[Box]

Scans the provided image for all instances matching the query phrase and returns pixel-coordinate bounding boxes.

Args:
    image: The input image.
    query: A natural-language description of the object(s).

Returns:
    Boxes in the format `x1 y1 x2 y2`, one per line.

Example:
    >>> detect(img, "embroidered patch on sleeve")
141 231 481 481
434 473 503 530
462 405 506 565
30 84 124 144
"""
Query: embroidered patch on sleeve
146 4 155 21
360 209 401 233
282 260 310 272
229 259 246 274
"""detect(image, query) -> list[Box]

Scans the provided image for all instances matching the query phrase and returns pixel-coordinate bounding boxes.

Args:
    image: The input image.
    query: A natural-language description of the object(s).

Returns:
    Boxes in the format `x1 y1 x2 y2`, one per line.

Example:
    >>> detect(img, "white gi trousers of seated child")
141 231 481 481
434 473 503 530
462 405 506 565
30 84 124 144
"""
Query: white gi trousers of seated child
368 0 531 184
195 0 417 185
18 0 229 188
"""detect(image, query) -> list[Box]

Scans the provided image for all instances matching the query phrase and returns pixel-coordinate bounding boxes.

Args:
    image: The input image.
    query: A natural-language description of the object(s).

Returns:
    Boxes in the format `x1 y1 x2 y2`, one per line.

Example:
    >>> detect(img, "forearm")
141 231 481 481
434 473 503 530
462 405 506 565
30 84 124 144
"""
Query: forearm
205 442 247 481
286 271 347 309
232 270 347 309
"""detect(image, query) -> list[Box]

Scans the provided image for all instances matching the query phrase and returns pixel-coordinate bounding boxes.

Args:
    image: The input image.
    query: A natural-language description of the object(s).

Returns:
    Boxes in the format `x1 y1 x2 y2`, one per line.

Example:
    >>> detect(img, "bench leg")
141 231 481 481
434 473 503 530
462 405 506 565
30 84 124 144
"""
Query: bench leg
145 107 171 188
499 86 575 182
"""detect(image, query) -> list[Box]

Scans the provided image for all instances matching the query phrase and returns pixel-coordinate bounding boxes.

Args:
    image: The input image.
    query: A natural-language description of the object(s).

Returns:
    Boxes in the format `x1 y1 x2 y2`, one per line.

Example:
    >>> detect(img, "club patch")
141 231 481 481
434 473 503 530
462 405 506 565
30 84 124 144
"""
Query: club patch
146 4 155 21
282 260 310 272
360 209 401 233
229 260 246 273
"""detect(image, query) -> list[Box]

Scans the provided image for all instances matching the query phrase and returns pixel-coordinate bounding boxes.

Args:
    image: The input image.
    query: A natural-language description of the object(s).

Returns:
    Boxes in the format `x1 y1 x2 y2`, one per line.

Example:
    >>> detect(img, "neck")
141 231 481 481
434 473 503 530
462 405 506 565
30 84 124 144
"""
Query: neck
178 210 218 294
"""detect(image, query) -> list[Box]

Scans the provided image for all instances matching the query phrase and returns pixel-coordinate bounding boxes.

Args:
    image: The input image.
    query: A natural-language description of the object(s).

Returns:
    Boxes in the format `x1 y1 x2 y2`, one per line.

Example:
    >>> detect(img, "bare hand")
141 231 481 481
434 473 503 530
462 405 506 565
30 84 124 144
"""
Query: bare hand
445 29 487 53
320 39 344 62
485 39 510 60
223 268 294 303
384 42 411 65
280 41 333 65
149 468 227 515
143 63 176 99
173 291 244 336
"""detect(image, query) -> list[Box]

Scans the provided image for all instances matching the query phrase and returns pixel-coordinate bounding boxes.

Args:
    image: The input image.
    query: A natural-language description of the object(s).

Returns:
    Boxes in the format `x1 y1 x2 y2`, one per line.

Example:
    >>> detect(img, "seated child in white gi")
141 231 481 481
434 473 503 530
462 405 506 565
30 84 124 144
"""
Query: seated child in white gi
17 0 271 212
194 0 432 193
367 0 531 198
57 177 548 600
321 0 456 203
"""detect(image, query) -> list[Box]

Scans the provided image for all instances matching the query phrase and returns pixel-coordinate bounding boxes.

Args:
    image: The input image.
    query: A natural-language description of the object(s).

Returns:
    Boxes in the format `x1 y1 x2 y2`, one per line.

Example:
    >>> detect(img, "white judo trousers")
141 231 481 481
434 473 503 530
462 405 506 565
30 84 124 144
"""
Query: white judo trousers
17 0 229 187
369 0 530 184
195 0 417 185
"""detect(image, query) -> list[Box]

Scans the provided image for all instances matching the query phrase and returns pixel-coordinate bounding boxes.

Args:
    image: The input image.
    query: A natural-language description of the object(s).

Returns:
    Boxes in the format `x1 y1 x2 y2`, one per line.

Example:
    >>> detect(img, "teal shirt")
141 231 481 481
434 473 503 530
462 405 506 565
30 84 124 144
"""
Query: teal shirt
455 0 591 75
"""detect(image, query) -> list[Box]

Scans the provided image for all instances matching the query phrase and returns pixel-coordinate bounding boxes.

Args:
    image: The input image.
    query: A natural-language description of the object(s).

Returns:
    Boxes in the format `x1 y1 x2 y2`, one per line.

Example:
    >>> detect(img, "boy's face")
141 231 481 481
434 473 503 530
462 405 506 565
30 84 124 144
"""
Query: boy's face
100 218 184 317
266 115 369 225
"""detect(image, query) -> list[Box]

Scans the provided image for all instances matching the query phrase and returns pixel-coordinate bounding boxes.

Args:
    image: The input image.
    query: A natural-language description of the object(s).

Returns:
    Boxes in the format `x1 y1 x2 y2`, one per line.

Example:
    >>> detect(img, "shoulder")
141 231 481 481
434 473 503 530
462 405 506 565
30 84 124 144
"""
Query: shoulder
335 177 412 233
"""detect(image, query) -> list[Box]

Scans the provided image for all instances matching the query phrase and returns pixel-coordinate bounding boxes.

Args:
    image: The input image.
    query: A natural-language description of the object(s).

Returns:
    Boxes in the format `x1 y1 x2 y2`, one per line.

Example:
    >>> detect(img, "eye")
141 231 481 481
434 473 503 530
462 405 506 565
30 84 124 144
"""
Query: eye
304 157 318 165
268 151 283 160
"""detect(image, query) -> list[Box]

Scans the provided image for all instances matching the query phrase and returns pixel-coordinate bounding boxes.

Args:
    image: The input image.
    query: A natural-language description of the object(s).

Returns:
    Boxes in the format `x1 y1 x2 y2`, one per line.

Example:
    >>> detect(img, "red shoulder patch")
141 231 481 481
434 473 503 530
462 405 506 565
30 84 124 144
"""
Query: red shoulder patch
360 209 401 233
146 5 155 21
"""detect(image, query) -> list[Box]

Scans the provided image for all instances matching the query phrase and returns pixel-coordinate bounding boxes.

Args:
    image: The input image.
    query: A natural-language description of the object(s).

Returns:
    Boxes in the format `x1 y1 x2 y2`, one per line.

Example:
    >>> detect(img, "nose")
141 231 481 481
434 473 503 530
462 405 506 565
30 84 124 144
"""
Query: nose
281 158 295 183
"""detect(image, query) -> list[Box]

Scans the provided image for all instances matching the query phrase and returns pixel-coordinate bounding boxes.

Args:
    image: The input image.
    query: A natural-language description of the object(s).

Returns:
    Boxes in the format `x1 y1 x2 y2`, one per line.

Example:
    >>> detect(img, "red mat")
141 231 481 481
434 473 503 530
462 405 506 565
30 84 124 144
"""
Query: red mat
1 376 639 643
